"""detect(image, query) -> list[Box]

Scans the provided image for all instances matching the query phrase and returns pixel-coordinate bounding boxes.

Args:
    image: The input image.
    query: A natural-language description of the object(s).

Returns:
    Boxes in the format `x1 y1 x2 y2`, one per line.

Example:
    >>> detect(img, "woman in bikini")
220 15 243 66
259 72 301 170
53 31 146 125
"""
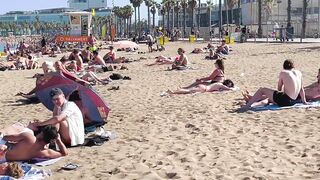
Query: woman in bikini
184 59 225 89
171 48 189 70
167 79 235 95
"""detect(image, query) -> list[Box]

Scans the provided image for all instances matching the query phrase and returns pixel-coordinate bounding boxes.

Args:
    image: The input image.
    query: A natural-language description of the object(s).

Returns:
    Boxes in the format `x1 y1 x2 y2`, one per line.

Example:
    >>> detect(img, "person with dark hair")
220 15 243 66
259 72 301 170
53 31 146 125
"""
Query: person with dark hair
216 40 229 55
29 88 85 146
242 68 320 107
240 59 307 111
103 46 116 63
90 50 106 66
0 125 67 163
166 79 235 95
184 59 225 88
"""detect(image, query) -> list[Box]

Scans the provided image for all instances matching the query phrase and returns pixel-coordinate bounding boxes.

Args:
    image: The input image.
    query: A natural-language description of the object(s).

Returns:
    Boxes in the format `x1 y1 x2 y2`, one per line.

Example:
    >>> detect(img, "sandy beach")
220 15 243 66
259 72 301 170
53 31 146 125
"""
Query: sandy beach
1 41 320 179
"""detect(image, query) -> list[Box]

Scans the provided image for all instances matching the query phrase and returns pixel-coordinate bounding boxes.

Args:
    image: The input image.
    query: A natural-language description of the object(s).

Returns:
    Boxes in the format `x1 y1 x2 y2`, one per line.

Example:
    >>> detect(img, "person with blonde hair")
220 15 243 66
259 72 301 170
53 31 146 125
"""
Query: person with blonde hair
0 162 24 178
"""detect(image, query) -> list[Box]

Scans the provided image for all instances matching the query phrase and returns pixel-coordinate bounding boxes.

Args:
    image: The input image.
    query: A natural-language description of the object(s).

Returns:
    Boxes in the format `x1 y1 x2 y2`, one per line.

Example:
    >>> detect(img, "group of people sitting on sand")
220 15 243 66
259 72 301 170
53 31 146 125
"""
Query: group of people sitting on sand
0 51 39 71
239 60 320 111
0 87 86 178
166 58 236 95
148 48 189 70
191 40 230 60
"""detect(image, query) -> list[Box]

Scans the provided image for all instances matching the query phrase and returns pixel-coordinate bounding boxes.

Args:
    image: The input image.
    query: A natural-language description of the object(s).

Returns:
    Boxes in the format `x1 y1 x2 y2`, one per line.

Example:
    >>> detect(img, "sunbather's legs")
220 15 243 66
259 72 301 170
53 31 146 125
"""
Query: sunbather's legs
242 87 275 109
54 120 71 146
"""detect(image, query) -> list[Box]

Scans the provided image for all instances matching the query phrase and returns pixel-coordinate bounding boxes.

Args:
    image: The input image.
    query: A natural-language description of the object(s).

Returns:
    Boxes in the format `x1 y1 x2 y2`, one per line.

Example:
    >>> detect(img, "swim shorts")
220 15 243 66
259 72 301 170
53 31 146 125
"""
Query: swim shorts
273 91 297 107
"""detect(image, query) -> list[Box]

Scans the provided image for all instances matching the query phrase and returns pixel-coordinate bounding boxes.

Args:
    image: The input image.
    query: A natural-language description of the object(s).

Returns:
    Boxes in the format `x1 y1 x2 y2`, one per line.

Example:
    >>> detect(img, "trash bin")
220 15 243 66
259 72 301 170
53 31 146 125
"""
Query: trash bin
164 36 169 43
159 36 165 46
189 35 196 43
224 36 234 44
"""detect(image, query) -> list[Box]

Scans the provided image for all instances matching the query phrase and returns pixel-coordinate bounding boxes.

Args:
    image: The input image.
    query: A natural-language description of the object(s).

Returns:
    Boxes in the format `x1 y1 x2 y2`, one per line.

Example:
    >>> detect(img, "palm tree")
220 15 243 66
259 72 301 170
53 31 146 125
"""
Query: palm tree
227 0 238 24
301 0 308 39
145 0 153 32
188 0 197 32
207 0 214 36
181 0 188 37
130 0 142 35
162 0 175 33
219 0 222 36
123 5 133 37
287 0 292 27
258 0 262 37
238 0 241 25
174 1 181 29
151 4 157 29
137 0 143 36
198 0 201 31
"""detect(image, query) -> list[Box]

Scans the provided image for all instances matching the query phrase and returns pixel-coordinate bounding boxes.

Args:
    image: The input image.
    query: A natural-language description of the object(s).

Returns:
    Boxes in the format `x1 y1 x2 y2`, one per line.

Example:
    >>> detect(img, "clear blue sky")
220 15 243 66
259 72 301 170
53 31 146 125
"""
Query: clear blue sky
0 0 208 19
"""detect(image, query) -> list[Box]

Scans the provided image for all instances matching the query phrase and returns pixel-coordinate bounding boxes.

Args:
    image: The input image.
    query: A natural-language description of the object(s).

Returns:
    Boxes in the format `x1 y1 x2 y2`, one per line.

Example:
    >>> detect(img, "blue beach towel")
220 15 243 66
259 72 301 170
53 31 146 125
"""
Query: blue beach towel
253 101 320 111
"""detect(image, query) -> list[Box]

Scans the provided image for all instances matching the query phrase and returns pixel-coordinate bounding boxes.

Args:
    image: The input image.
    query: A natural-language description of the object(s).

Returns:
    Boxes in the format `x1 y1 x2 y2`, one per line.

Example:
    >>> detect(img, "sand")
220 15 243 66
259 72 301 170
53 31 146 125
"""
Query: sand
1 41 320 180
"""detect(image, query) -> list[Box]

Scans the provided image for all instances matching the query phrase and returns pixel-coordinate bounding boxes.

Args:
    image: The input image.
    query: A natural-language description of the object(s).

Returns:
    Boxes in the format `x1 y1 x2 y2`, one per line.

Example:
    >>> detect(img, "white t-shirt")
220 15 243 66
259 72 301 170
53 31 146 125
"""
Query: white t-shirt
57 101 84 146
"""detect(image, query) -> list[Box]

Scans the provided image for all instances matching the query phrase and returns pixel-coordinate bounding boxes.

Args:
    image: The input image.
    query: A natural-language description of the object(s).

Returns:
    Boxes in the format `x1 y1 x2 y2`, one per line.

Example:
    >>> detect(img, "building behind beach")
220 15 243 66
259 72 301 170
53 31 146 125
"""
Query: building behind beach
0 0 111 35
159 1 320 37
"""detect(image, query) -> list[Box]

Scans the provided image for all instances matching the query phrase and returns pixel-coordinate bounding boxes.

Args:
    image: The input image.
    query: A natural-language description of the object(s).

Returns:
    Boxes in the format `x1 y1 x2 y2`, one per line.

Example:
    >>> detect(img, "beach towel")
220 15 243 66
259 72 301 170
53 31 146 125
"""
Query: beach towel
0 164 51 180
27 157 62 167
253 101 320 111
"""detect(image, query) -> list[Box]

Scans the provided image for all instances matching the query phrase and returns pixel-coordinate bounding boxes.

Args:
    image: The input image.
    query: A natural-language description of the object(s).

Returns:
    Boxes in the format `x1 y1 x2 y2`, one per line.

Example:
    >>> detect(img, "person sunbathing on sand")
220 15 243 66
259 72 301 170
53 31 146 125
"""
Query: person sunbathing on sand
103 46 116 63
171 48 189 70
242 68 320 107
167 79 235 95
147 55 178 66
184 59 225 88
90 51 106 66
239 60 307 111
0 162 24 178
0 125 67 163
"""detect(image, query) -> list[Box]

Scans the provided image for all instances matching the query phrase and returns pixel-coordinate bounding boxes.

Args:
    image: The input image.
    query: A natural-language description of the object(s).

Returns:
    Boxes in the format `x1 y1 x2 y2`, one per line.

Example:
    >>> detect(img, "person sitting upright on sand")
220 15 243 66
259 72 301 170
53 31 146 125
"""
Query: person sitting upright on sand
103 46 116 63
29 88 85 147
90 51 106 66
242 68 320 107
184 59 225 88
216 40 229 55
0 125 68 163
240 59 307 111
171 48 189 70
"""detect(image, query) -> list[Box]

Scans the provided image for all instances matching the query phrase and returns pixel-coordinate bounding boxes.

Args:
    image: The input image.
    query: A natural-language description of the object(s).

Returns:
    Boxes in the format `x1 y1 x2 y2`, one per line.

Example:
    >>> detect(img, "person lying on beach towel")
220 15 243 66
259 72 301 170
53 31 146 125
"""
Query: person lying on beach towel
241 68 320 108
28 88 85 147
0 162 24 178
239 60 308 111
184 59 225 88
147 56 178 66
0 125 67 163
166 79 235 95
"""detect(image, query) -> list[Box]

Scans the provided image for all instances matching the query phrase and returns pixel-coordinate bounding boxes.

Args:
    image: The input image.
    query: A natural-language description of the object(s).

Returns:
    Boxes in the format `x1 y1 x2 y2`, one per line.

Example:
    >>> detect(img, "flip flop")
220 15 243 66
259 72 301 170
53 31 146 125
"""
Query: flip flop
61 163 79 171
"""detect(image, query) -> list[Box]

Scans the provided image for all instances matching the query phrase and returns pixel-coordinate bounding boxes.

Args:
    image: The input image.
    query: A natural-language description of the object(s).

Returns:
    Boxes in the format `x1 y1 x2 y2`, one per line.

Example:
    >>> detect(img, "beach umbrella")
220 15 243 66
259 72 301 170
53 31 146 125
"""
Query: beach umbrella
35 72 110 126
113 40 139 49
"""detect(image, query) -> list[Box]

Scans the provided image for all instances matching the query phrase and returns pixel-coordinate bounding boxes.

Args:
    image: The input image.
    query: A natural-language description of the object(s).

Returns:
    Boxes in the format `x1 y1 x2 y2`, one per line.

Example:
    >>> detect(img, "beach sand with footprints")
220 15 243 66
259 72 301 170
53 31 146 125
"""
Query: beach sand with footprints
1 41 320 179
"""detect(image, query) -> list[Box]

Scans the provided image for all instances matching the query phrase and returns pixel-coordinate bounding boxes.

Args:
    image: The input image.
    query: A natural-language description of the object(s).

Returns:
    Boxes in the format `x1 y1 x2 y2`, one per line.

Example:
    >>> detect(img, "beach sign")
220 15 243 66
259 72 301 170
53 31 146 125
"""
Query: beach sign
56 35 90 43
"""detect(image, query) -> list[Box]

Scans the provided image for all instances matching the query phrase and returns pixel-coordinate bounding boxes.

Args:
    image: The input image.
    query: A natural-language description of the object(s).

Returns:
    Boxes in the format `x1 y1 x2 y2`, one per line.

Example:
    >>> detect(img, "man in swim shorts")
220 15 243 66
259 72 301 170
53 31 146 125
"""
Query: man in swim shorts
240 59 307 111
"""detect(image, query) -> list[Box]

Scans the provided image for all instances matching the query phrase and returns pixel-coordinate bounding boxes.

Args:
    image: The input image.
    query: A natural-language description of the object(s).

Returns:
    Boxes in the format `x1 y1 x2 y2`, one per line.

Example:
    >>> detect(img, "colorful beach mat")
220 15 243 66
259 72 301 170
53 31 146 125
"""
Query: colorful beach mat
253 101 320 111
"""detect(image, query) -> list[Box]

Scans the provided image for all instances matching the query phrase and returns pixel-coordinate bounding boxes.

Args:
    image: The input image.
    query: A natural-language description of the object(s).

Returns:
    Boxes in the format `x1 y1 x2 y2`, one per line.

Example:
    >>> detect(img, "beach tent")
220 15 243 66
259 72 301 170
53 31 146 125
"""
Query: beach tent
35 72 110 127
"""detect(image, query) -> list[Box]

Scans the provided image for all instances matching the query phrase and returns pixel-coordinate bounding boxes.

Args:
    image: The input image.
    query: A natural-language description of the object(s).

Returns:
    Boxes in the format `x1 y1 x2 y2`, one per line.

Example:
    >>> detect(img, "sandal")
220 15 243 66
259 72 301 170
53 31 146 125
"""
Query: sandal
61 163 79 171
